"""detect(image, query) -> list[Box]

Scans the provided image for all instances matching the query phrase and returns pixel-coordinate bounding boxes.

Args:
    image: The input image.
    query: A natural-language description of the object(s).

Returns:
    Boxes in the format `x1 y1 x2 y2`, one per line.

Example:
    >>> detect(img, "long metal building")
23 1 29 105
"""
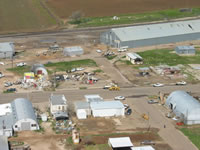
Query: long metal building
100 19 200 48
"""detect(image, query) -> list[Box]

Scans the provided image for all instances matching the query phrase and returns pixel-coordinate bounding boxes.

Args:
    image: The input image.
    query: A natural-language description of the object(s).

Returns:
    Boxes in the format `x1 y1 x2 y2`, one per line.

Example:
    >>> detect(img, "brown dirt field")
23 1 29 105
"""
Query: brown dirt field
46 0 200 18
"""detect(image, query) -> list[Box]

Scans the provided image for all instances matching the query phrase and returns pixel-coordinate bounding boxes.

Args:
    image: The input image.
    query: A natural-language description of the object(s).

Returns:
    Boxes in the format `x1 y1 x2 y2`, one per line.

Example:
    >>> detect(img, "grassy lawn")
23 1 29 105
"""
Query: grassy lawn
77 8 200 27
180 127 200 149
136 49 200 66
44 59 97 71
85 144 111 150
7 66 31 76
0 0 57 33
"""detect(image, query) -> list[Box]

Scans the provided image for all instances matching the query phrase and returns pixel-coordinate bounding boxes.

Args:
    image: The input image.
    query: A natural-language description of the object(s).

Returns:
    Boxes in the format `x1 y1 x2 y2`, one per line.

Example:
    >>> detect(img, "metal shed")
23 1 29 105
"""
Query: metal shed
63 46 84 56
100 19 200 48
0 114 13 137
166 90 200 125
75 101 91 119
126 53 143 64
90 101 125 117
31 64 48 76
84 94 103 103
108 137 134 149
0 136 9 150
175 45 196 55
11 98 39 131
0 42 15 58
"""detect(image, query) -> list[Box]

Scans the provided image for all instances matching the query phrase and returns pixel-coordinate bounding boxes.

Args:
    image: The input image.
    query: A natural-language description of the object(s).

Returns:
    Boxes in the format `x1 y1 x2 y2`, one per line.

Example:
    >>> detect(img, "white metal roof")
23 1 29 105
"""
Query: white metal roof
131 146 155 150
64 46 83 52
111 19 200 41
176 45 195 50
0 42 14 52
0 136 9 150
84 94 103 102
75 101 90 110
126 53 143 60
108 137 133 148
0 103 12 116
90 101 124 110
50 94 67 105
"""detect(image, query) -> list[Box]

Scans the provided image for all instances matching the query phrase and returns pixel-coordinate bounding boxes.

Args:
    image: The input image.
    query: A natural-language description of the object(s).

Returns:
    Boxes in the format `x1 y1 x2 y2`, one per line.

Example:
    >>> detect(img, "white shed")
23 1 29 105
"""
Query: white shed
126 53 143 64
75 101 91 119
108 137 134 149
90 101 124 117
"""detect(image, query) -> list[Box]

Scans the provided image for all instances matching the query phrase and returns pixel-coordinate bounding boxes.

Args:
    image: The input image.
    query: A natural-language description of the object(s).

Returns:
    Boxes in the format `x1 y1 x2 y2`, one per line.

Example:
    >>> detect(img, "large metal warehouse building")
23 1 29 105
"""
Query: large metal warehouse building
100 19 200 48
166 90 200 125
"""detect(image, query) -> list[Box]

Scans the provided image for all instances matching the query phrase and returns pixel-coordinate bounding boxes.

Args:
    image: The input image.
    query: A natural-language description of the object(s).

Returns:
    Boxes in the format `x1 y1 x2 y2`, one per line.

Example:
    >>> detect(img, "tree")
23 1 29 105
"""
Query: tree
70 11 84 24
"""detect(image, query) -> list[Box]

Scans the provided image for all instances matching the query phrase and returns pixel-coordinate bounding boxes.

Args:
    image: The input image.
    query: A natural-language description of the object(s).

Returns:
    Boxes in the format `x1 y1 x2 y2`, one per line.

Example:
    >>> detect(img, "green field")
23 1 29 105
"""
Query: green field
0 0 57 33
136 49 200 66
180 127 200 149
44 59 97 71
7 66 31 76
77 8 200 27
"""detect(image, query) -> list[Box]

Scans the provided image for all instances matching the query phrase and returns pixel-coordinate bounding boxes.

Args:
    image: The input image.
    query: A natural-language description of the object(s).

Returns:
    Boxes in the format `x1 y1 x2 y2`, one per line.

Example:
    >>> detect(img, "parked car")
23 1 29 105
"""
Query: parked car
0 72 4 78
148 100 158 104
176 81 186 85
118 48 127 52
4 82 13 87
153 83 164 87
16 62 26 67
0 62 5 65
114 96 126 100
76 67 84 71
6 88 16 92
140 140 155 145
125 108 132 115
103 85 111 89
96 49 102 53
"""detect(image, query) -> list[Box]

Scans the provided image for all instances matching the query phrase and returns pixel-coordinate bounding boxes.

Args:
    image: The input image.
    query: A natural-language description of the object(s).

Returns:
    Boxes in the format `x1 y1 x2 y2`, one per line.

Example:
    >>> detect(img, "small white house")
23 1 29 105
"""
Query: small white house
108 137 134 149
75 101 91 119
49 94 67 115
126 53 143 64
90 101 125 117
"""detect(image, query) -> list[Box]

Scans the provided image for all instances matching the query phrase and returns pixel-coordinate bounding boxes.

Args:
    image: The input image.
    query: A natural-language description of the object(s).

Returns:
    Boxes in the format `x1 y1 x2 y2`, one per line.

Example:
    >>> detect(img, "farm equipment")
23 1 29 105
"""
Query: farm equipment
109 86 120 91
142 114 149 120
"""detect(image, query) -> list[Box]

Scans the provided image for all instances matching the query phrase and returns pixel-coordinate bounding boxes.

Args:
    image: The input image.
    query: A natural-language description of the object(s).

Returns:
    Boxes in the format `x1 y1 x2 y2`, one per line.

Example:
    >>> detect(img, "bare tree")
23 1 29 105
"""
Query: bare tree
70 11 84 24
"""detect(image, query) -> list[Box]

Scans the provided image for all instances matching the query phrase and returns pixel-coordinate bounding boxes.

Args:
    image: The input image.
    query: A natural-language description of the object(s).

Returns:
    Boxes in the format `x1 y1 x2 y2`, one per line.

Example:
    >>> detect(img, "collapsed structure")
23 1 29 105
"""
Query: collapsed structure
166 90 200 125
63 46 84 56
0 98 39 137
126 53 143 64
100 19 200 48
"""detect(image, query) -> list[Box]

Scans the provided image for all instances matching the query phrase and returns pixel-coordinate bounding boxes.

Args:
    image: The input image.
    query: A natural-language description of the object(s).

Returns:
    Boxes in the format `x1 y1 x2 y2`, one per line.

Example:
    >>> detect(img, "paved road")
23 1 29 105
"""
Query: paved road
0 84 200 104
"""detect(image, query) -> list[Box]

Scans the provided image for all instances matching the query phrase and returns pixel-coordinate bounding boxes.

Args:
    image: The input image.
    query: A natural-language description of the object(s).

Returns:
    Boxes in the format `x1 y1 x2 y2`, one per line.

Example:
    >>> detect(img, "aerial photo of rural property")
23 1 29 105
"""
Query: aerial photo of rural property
1 0 200 150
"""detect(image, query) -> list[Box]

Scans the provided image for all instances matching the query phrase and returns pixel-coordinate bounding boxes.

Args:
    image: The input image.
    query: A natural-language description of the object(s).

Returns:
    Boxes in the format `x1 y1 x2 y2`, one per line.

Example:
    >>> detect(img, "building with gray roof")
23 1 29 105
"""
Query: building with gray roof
49 94 67 118
84 94 103 103
90 101 125 117
166 90 200 125
0 42 15 58
11 98 39 131
63 46 84 56
175 45 196 55
0 136 9 150
31 64 48 76
100 19 200 48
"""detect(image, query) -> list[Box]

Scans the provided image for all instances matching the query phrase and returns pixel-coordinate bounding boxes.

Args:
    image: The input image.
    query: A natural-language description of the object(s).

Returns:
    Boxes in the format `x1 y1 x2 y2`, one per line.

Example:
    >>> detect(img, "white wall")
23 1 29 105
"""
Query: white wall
0 129 13 137
50 104 67 114
13 118 39 131
92 108 124 117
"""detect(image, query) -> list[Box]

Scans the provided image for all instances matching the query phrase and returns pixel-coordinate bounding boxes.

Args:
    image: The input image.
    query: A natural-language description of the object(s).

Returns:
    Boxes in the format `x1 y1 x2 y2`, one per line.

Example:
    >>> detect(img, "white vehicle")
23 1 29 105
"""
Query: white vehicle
0 62 5 65
176 81 187 85
71 68 76 72
118 48 127 52
76 67 84 71
153 83 164 87
103 85 111 89
114 96 126 100
16 62 26 67
0 73 4 78
96 49 102 53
